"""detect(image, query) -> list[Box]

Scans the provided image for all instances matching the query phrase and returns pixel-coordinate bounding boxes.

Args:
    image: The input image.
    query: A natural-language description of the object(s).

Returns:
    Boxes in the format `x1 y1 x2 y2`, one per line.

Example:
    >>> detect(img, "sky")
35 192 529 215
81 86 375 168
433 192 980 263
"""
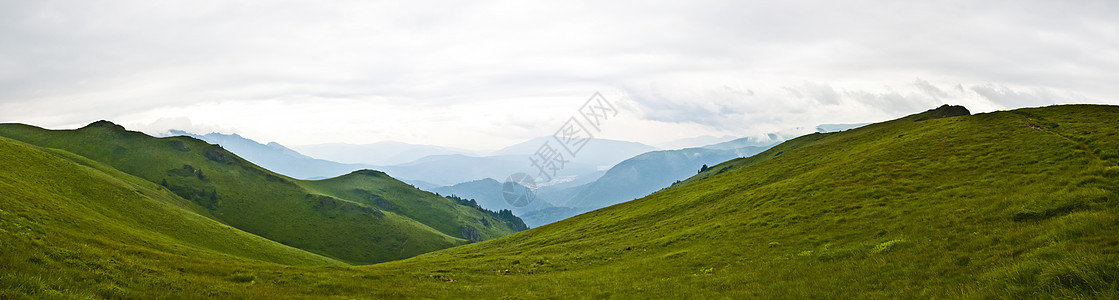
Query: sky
1 0 1117 151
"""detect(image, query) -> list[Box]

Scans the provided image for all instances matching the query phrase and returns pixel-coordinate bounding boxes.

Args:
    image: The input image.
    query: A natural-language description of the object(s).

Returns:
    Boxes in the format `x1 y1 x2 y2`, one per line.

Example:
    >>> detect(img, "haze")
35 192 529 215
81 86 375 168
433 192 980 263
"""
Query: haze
1 0 1116 150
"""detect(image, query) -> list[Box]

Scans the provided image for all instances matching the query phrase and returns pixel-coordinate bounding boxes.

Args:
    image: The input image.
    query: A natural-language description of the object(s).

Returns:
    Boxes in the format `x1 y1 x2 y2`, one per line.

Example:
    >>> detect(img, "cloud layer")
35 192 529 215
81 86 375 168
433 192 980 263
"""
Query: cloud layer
1 0 1116 149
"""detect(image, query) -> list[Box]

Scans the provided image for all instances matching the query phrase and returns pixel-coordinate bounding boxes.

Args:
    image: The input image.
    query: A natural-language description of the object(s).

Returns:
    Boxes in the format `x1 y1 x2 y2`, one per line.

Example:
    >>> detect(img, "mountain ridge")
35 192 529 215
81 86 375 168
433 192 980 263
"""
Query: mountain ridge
290 141 478 166
0 121 525 265
354 104 1118 298
4 104 1118 298
166 129 370 180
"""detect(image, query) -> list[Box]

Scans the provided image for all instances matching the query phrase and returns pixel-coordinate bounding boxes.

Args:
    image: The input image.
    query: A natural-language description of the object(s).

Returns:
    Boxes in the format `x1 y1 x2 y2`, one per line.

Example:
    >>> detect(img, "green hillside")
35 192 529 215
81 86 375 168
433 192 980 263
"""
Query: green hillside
564 147 742 208
3 104 1117 298
0 121 523 265
350 104 1119 298
0 136 347 298
432 178 558 227
299 170 527 241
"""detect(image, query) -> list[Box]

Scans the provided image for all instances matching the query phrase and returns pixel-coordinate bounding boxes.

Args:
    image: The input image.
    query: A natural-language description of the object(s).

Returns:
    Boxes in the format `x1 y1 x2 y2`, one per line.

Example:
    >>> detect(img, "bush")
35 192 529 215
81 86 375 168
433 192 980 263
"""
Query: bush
230 272 255 283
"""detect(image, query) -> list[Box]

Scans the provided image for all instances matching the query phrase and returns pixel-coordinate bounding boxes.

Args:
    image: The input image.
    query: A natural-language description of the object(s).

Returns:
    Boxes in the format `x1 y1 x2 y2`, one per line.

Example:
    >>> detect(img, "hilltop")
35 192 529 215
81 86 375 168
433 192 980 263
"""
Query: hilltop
364 104 1117 298
3 104 1117 298
0 122 525 265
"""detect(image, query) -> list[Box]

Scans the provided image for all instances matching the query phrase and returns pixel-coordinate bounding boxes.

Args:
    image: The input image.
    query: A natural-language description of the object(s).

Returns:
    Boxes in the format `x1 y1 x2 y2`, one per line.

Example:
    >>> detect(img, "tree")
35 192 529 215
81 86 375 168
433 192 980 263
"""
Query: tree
206 189 219 209
699 164 710 173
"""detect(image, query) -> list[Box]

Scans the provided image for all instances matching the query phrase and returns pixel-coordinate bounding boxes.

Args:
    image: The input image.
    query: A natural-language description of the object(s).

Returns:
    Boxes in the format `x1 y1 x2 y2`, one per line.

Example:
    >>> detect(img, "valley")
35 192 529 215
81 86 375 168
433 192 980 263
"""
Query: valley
3 105 1117 298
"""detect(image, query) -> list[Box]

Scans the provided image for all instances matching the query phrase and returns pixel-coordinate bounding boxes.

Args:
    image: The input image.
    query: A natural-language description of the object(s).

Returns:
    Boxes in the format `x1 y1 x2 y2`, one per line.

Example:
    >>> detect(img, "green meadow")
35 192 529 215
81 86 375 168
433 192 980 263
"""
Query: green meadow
3 104 1118 298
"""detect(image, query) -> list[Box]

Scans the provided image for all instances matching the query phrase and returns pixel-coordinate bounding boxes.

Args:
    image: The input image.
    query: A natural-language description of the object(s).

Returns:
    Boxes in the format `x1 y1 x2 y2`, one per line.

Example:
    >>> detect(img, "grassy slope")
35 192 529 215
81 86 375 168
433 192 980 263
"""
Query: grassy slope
300 171 522 241
3 104 1117 298
0 136 347 298
0 122 521 265
343 105 1119 298
565 147 740 208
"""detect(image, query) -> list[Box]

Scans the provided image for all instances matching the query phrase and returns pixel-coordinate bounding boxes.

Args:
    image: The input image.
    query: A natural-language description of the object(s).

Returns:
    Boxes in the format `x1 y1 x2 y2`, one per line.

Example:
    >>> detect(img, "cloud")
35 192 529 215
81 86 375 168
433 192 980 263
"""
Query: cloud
134 117 234 137
970 84 1098 108
0 1 1116 149
914 79 948 99
784 82 844 106
620 81 756 128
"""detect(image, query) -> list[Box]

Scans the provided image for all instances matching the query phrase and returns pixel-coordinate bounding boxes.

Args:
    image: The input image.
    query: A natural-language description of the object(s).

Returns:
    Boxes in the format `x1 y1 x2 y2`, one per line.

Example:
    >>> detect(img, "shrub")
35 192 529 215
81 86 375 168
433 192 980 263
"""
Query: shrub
230 272 256 283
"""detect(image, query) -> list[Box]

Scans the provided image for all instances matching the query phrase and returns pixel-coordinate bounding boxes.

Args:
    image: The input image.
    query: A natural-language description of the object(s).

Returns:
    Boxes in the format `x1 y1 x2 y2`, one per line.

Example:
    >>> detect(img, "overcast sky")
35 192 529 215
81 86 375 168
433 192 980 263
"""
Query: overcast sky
1 0 1116 150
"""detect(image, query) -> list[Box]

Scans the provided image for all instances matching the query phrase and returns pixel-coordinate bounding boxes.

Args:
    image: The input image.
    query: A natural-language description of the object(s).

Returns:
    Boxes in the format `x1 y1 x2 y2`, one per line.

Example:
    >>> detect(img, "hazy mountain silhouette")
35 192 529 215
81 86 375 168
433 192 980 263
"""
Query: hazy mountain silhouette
167 130 370 179
291 142 478 166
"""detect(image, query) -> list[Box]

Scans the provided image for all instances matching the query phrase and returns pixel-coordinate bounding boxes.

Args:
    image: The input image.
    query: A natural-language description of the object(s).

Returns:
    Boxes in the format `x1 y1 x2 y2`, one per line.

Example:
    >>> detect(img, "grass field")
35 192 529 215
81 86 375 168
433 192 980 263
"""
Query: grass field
3 104 1118 298
0 122 524 266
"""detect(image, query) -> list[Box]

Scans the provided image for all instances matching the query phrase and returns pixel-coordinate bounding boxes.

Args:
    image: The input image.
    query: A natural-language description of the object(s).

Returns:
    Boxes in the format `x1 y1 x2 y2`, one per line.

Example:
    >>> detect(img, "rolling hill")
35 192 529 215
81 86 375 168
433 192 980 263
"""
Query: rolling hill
429 144 772 227
560 147 760 208
0 135 345 298
431 178 554 215
431 178 557 227
496 144 774 227
299 171 527 241
3 104 1118 298
350 104 1118 298
334 104 1118 298
372 139 648 187
0 121 524 265
381 137 661 189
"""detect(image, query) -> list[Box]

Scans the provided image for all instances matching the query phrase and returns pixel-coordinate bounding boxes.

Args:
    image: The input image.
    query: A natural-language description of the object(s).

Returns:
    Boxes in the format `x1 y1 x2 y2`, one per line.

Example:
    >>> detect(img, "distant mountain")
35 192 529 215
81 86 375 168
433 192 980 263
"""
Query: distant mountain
490 136 659 169
701 133 784 150
167 130 369 180
431 178 550 214
458 145 771 228
534 182 591 207
654 135 738 150
377 153 606 187
9 105 1119 298
270 137 656 188
561 147 759 208
0 134 343 267
518 206 595 228
431 178 558 227
816 123 871 133
0 121 525 264
169 131 621 190
399 178 444 191
427 139 777 227
378 154 538 187
351 104 1119 298
291 141 477 166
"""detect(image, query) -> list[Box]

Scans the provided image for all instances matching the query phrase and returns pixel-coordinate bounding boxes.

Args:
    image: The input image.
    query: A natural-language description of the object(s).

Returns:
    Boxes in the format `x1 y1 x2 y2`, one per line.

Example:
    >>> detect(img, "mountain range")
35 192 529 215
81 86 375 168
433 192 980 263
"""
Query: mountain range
168 127 779 228
166 130 369 180
354 104 1119 298
430 178 560 227
432 137 783 226
653 135 739 150
4 104 1116 298
0 122 525 265
290 141 478 166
